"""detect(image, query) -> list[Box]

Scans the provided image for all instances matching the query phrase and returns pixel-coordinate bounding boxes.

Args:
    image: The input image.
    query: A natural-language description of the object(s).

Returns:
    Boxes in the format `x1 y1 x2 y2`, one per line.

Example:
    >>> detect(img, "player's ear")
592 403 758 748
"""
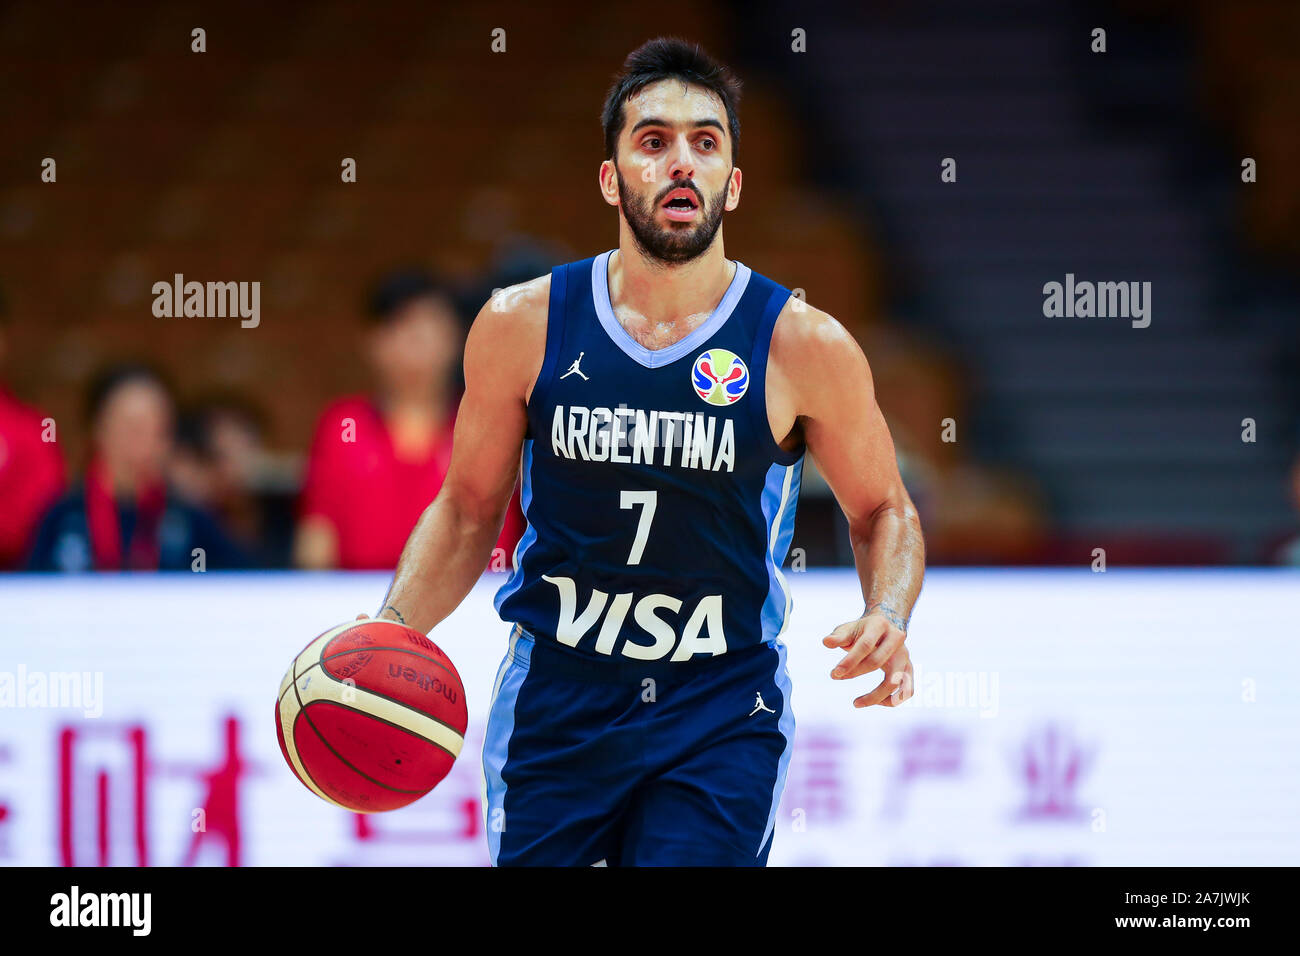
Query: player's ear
598 159 621 207
725 166 742 212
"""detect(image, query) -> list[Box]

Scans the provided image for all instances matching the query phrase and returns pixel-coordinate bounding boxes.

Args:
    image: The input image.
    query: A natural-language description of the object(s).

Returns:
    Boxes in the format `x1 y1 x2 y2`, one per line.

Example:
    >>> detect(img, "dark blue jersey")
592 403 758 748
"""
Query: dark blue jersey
494 250 806 664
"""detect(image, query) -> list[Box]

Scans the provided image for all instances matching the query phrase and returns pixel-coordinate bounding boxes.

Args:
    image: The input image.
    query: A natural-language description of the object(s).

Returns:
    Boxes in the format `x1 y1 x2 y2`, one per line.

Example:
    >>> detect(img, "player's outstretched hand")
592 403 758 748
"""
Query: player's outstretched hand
823 610 914 708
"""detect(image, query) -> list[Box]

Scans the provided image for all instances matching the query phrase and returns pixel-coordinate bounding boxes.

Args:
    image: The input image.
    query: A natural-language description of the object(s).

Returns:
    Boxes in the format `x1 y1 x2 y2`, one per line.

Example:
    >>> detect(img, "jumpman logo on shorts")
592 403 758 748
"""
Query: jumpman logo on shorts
560 351 589 380
749 692 776 717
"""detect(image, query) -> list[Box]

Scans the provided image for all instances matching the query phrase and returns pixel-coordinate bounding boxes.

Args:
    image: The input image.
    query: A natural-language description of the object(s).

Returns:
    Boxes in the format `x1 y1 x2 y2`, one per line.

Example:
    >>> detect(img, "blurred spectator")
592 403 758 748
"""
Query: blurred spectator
0 294 66 569
172 393 295 568
28 363 247 572
294 269 525 570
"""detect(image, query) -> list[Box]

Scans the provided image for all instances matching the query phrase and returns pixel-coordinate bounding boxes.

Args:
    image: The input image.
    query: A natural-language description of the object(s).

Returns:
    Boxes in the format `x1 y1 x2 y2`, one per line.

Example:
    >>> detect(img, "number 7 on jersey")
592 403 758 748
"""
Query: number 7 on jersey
619 490 657 565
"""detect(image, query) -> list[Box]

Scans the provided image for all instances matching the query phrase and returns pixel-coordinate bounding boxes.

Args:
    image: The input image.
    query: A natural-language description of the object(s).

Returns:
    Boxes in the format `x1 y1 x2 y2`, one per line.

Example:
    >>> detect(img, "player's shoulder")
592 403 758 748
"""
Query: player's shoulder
465 272 552 400
467 269 548 348
468 272 550 340
770 296 864 373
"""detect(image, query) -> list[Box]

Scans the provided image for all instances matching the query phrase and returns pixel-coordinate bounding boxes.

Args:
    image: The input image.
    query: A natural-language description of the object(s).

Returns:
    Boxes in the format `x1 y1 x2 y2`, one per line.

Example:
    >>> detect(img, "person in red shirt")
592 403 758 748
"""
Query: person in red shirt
0 300 66 569
295 269 524 570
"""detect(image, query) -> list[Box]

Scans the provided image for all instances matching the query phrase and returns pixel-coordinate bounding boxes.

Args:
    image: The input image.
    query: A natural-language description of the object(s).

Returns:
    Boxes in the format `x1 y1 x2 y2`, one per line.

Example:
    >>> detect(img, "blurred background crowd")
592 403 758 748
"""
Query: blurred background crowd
1 0 1298 572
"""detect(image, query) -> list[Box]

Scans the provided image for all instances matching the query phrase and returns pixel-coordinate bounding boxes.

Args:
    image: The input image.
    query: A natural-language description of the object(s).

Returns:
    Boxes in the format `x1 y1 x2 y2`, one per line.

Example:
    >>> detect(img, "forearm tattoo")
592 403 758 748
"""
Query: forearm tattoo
867 601 909 633
381 605 407 625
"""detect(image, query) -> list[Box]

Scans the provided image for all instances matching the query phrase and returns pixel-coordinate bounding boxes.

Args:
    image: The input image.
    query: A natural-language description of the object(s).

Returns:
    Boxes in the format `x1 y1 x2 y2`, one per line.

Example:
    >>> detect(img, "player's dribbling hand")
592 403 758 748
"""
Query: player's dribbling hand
823 609 914 708
356 608 406 624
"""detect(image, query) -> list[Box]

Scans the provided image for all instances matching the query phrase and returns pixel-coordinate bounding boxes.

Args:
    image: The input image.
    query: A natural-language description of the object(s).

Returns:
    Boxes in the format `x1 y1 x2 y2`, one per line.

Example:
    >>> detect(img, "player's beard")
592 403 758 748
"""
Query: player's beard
616 166 728 265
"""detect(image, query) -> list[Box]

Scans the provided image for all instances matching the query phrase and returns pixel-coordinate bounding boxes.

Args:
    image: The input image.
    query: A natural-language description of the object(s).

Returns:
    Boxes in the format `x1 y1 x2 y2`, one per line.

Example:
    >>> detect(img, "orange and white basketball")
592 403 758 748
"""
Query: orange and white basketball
275 619 468 813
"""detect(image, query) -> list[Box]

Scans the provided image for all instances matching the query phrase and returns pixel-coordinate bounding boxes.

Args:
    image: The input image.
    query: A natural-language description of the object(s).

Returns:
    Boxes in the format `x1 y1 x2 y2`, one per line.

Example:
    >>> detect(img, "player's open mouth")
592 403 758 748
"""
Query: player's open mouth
662 189 700 222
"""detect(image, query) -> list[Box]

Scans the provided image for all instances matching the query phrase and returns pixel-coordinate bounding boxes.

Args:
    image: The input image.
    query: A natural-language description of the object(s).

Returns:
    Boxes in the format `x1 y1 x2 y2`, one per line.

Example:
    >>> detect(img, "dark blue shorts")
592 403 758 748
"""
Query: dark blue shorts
482 623 796 866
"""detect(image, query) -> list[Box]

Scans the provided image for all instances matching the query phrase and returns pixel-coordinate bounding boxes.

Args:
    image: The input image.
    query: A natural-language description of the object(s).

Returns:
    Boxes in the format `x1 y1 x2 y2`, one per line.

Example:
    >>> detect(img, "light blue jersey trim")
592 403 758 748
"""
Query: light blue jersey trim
758 458 803 642
760 639 797 856
481 624 531 865
758 458 801 855
494 439 536 615
591 250 752 369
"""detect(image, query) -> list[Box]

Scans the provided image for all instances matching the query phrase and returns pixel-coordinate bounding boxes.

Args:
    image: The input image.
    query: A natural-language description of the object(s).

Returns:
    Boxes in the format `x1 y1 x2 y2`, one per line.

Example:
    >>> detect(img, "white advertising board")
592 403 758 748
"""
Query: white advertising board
0 569 1296 866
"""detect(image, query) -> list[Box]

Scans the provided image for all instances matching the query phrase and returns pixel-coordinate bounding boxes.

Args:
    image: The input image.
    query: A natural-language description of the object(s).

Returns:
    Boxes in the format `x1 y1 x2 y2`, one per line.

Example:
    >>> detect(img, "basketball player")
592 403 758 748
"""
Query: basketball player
368 37 925 865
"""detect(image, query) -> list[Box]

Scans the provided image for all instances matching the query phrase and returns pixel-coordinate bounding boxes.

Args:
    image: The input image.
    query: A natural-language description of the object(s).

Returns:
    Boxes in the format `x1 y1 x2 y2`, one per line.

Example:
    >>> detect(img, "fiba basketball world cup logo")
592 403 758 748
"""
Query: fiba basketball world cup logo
691 349 749 406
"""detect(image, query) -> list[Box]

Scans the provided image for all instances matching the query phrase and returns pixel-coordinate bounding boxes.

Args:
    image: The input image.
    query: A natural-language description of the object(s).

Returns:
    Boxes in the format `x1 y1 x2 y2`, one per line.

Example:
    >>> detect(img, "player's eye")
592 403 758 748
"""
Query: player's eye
643 136 663 150
699 138 716 150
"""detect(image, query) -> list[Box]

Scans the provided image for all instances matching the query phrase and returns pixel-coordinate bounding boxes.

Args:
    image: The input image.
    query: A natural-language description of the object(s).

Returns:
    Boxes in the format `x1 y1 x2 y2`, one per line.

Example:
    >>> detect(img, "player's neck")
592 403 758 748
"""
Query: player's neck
607 243 734 332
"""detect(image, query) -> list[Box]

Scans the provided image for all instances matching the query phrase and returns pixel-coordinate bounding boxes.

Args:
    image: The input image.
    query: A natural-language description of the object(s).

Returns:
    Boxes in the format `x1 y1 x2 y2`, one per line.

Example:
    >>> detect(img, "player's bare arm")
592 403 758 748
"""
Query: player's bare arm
769 300 925 708
371 276 550 633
